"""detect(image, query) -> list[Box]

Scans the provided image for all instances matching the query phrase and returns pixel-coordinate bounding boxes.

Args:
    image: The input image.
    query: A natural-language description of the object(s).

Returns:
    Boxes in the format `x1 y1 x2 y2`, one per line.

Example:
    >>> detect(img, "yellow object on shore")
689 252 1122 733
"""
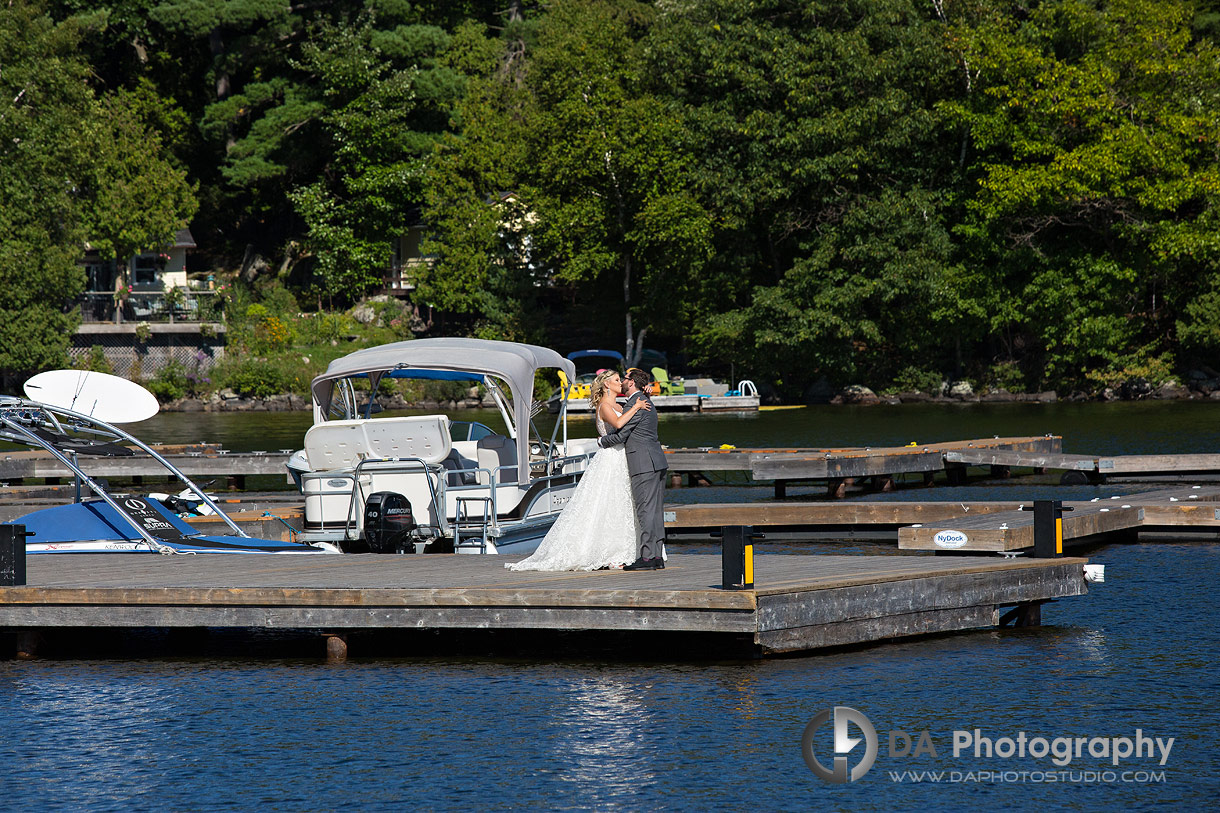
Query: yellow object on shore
719 444 736 450
758 405 806 411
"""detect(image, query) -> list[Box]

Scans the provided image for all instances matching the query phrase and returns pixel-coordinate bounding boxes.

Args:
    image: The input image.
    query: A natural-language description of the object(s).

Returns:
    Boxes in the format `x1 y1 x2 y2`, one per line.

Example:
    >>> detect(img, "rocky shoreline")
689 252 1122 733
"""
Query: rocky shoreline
823 378 1212 405
163 389 499 413
160 377 1219 412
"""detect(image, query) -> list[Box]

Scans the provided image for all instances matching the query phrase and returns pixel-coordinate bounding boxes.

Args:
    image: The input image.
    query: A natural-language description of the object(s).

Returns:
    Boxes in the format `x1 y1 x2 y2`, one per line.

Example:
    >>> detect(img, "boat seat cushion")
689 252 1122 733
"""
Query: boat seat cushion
476 434 518 484
304 415 452 470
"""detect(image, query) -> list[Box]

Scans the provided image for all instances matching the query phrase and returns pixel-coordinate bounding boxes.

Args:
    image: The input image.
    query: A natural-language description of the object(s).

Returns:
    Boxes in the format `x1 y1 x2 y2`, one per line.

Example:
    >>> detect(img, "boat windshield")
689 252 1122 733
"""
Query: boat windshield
450 421 497 443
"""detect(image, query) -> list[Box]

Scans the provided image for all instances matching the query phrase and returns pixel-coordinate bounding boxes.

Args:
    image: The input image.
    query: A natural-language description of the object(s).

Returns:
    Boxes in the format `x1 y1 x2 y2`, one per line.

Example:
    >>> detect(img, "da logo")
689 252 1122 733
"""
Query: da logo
801 706 879 783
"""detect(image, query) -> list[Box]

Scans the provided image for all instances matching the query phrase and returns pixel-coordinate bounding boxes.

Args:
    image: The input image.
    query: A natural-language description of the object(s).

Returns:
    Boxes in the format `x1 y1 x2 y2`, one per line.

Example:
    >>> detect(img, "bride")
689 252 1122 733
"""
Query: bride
506 369 651 571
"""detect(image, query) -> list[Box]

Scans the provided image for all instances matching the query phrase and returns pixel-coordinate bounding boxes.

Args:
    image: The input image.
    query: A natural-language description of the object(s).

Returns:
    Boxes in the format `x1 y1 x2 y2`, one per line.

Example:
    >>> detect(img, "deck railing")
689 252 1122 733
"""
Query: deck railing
77 290 224 324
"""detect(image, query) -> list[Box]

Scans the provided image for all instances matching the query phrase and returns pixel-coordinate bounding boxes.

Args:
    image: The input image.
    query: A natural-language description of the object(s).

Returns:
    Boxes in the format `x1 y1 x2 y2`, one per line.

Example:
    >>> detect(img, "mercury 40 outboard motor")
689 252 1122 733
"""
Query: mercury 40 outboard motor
363 491 416 553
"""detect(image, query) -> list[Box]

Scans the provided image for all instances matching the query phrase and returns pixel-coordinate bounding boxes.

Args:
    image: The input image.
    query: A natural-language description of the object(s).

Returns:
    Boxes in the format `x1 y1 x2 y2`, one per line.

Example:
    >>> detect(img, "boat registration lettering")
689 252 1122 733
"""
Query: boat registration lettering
933 529 969 549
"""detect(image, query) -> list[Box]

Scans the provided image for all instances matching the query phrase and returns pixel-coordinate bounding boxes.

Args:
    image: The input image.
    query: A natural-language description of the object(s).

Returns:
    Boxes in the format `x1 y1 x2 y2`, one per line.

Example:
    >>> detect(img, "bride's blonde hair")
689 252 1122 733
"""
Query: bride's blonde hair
588 369 619 413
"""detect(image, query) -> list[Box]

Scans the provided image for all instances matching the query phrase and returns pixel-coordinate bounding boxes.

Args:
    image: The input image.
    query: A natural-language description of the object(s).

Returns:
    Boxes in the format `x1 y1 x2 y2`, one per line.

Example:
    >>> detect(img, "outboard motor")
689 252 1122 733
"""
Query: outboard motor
363 491 416 553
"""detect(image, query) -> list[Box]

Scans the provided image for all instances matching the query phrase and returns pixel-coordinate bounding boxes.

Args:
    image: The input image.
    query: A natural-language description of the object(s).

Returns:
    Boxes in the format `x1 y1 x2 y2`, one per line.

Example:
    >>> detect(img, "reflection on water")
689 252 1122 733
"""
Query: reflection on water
553 675 657 800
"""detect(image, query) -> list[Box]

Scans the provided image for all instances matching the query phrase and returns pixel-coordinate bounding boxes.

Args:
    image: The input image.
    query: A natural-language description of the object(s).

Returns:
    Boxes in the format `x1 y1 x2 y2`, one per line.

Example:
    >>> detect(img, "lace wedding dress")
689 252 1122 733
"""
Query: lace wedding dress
506 413 640 571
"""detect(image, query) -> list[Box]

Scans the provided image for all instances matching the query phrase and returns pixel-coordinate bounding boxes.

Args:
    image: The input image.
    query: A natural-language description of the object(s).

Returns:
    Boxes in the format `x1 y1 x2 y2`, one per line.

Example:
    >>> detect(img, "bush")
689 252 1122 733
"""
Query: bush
982 361 1027 393
215 357 288 398
887 366 944 395
146 361 188 401
76 345 113 374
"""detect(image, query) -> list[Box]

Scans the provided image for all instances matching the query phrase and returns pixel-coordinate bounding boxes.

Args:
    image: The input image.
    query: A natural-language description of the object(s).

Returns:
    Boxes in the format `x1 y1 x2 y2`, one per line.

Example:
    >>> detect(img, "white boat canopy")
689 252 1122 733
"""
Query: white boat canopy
310 338 577 473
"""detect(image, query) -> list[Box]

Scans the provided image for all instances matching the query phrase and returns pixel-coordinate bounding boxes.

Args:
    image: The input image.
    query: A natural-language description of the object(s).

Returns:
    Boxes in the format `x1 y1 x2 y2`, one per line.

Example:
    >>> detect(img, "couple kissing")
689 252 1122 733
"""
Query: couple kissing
507 367 667 572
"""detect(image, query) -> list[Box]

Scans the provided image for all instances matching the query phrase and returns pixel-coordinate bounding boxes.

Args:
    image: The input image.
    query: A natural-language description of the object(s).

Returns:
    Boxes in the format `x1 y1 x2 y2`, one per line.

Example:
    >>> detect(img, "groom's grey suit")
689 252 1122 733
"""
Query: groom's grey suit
598 390 667 560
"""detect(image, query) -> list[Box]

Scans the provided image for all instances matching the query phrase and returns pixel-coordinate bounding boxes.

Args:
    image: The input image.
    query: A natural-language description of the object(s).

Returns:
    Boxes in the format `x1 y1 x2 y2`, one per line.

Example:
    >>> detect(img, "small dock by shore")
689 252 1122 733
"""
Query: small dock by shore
0 551 1088 659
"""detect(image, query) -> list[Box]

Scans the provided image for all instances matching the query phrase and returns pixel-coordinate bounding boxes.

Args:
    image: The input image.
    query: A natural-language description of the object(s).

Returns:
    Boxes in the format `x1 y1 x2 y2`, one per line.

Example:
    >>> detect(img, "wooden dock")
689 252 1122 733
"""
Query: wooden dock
945 448 1220 480
8 433 1220 492
666 436 1062 496
663 486 1220 551
0 447 292 482
560 393 761 412
0 552 1088 659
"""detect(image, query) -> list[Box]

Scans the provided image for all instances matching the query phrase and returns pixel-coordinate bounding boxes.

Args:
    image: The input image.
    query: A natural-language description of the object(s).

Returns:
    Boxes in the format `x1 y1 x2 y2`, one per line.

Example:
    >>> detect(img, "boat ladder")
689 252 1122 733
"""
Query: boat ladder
453 496 493 553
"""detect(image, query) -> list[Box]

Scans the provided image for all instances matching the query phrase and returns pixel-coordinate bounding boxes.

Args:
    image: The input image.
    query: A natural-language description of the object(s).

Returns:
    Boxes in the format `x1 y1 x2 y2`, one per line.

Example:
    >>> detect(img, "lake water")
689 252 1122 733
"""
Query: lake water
3 401 1218 809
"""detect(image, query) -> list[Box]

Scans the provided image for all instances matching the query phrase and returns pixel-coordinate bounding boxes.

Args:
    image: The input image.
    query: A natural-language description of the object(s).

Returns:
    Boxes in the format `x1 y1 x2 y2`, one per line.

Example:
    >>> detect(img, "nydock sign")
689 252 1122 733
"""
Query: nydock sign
933 530 969 549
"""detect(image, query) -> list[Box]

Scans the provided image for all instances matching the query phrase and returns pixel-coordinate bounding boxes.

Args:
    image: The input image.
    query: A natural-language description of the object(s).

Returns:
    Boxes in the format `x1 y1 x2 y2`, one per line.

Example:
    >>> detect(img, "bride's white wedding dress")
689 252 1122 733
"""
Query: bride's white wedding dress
506 413 639 571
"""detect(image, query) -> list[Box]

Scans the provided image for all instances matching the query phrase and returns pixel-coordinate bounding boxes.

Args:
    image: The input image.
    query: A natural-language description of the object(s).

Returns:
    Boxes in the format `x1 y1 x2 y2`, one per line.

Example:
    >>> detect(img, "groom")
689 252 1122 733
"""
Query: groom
598 367 668 570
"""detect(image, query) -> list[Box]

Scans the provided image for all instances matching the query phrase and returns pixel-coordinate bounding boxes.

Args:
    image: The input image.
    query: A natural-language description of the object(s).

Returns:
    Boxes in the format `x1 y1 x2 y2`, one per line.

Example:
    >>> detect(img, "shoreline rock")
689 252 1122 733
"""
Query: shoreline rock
156 380 1210 412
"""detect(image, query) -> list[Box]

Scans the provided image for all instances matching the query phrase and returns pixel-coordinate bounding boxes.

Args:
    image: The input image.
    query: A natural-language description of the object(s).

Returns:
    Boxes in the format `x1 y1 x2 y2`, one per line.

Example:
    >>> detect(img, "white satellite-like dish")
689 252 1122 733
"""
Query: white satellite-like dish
23 370 160 423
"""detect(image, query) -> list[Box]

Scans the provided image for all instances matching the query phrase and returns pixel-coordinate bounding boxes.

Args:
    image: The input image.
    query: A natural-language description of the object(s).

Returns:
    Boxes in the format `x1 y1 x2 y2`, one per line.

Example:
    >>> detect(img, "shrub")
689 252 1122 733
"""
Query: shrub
888 366 944 395
146 360 188 401
215 357 287 398
76 345 113 374
982 361 1027 393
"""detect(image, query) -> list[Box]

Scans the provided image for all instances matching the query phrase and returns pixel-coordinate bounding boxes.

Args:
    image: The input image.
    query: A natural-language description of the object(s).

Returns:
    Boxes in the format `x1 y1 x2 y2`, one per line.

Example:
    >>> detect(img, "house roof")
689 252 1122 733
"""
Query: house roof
173 228 197 249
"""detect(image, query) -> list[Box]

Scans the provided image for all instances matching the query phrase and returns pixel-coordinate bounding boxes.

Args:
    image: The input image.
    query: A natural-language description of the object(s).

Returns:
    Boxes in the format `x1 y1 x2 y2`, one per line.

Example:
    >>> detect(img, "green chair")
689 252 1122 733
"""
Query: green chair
651 367 682 396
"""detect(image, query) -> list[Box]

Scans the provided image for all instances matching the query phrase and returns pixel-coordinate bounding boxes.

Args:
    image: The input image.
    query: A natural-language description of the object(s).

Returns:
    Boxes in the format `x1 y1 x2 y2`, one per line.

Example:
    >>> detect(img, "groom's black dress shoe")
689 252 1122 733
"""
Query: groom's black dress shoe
624 557 660 571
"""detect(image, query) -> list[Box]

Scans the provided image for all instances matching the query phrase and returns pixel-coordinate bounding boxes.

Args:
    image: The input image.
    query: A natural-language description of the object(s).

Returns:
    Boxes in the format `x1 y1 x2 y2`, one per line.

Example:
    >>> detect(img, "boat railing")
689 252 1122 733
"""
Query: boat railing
347 457 448 541
441 448 596 524
0 397 249 550
302 446 597 544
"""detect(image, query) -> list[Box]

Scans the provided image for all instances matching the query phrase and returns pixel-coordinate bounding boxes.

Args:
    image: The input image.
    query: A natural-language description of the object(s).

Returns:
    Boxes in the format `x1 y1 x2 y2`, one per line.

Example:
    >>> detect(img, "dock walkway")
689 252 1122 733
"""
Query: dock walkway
0 553 1087 658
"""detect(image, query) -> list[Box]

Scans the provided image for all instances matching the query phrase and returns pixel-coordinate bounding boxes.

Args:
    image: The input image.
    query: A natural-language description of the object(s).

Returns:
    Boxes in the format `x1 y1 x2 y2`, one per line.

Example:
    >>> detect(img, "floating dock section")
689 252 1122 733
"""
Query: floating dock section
0 552 1088 659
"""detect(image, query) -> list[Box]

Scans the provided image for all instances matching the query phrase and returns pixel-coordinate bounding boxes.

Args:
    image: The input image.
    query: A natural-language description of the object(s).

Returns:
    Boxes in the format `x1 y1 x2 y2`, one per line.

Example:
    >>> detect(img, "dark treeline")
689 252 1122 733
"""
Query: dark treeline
3 0 1219 399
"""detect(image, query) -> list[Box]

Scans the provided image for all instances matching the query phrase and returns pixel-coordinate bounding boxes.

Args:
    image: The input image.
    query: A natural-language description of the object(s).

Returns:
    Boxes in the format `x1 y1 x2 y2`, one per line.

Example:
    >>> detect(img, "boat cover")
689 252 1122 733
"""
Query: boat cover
310 338 575 473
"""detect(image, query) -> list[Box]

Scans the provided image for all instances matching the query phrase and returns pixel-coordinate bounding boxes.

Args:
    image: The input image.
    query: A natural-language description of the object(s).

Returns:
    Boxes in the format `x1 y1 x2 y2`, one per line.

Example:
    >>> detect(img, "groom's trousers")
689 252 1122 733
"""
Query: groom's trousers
630 468 667 560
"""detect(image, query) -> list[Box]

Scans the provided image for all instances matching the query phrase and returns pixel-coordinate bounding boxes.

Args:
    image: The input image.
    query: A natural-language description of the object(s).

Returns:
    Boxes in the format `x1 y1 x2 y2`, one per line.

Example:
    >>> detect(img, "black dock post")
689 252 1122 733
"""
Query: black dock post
715 525 761 590
1032 500 1063 558
1 524 27 586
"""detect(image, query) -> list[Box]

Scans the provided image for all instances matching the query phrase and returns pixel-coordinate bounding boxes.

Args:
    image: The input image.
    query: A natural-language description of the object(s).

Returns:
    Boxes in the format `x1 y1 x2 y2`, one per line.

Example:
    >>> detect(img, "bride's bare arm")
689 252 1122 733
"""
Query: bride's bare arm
599 397 651 429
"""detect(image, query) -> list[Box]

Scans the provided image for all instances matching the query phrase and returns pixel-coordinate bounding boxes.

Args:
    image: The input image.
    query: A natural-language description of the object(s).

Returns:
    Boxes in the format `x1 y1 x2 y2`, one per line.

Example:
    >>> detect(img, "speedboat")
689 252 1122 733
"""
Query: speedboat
285 338 597 555
0 387 340 554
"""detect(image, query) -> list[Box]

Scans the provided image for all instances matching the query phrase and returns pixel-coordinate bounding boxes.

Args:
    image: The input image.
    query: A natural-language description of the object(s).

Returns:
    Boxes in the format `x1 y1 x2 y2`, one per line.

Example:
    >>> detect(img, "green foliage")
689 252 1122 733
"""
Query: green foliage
80 92 198 273
214 356 291 398
17 0 1220 399
298 312 354 344
76 345 114 374
887 367 945 396
657 0 963 395
286 11 462 304
944 0 1220 390
981 361 1028 394
0 1 91 378
146 360 189 400
420 0 712 361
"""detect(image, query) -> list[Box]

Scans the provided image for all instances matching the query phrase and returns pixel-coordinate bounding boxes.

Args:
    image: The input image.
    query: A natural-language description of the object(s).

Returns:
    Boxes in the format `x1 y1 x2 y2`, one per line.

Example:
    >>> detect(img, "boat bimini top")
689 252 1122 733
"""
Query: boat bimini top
310 338 577 472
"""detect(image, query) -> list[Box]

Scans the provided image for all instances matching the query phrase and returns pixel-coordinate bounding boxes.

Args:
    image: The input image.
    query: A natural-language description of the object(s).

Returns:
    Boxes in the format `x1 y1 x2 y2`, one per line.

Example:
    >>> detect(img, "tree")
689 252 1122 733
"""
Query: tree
288 12 463 305
648 0 963 393
945 0 1220 389
0 2 95 380
421 1 713 362
81 92 199 287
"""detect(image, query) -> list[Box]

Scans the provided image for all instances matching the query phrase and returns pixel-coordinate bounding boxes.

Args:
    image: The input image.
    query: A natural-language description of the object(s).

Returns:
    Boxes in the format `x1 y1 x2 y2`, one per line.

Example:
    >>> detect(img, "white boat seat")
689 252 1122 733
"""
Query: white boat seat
303 415 452 470
476 435 518 484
